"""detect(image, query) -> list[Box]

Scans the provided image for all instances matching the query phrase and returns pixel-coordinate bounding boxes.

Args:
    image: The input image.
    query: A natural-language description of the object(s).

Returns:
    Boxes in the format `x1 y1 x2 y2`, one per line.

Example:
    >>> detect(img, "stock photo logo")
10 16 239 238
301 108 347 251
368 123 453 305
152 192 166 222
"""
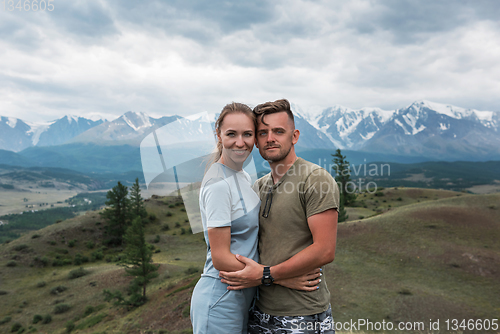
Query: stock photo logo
139 112 259 234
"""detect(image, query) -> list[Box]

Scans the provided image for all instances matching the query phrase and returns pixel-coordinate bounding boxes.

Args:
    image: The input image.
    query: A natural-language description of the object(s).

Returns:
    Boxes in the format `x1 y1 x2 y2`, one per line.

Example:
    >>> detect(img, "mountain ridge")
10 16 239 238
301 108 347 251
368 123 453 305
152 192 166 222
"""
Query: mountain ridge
1 100 499 161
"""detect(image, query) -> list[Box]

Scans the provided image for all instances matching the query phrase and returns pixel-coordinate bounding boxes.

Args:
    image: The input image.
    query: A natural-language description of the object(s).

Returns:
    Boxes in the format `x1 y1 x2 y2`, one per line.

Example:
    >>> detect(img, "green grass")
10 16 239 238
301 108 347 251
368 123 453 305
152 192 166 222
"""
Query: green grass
74 313 107 330
330 192 500 331
2 190 497 333
0 194 204 333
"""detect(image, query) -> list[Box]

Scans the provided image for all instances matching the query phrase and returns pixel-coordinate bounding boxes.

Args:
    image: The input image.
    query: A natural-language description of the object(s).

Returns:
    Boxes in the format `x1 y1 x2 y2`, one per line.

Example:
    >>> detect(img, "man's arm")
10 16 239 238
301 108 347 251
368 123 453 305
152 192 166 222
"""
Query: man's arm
219 208 338 289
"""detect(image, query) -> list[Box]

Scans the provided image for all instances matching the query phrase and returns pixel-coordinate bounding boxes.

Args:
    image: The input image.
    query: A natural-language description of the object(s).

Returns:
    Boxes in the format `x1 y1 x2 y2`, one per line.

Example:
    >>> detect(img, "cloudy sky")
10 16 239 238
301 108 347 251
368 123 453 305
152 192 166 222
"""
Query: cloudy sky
1 0 499 122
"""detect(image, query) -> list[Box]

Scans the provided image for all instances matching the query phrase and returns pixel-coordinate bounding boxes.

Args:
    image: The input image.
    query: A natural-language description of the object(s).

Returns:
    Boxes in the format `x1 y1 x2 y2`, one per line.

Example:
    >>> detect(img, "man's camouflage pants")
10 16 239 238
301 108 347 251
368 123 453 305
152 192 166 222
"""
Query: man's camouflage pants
247 305 335 334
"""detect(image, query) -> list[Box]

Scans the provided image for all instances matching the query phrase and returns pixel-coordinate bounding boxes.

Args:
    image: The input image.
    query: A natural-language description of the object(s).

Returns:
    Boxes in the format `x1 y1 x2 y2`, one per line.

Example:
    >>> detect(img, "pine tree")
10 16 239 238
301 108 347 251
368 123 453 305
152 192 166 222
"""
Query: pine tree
100 181 130 246
337 192 349 223
130 178 147 221
332 149 357 206
121 217 159 301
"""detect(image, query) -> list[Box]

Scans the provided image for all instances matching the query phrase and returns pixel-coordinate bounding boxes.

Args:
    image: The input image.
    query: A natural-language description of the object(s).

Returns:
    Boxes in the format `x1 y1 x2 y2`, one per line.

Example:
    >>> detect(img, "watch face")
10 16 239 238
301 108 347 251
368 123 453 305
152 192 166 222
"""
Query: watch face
262 277 273 286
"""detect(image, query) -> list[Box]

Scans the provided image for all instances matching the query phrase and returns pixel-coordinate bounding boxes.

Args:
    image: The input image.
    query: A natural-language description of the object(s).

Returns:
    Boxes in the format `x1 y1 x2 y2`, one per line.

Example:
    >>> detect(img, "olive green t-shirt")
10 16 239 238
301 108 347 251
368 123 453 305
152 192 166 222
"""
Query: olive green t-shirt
253 157 340 316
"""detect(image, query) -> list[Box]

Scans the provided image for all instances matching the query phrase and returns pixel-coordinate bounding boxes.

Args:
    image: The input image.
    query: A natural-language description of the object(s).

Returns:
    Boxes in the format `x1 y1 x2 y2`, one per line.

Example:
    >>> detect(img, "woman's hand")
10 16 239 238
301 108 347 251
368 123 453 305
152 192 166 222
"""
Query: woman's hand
274 268 322 291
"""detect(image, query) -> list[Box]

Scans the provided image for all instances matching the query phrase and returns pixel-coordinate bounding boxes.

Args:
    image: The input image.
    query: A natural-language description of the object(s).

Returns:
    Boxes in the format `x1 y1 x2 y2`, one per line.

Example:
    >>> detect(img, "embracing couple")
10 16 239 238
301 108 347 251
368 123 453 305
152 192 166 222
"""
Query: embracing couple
190 99 340 334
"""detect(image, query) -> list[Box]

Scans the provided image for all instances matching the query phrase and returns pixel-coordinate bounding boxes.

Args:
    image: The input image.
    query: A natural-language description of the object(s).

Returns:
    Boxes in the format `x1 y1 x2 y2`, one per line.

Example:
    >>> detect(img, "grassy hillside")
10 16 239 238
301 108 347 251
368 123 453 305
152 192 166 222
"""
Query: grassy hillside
0 196 205 334
331 190 500 333
0 189 498 333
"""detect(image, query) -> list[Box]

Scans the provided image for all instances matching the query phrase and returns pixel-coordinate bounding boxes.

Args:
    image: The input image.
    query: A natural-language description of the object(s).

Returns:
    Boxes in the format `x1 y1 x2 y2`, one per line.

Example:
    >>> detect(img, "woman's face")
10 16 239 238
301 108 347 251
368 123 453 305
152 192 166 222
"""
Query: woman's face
217 112 255 170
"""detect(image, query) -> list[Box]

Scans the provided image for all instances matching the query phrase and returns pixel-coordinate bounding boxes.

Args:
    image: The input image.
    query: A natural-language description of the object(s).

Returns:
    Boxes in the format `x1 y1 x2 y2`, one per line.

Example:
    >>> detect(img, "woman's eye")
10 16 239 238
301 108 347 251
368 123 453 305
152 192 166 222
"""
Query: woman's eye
227 133 235 137
244 133 253 137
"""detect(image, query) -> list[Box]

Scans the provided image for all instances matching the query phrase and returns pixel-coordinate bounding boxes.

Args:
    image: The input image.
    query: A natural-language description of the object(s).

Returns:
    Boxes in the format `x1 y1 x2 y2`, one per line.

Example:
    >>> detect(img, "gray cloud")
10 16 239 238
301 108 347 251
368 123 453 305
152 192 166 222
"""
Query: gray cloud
347 0 500 44
0 0 498 123
49 0 118 40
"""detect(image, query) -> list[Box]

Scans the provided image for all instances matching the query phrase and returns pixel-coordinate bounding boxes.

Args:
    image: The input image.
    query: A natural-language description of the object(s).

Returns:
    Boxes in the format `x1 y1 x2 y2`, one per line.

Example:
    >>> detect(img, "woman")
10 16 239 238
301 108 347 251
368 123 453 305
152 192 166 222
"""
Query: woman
190 102 320 334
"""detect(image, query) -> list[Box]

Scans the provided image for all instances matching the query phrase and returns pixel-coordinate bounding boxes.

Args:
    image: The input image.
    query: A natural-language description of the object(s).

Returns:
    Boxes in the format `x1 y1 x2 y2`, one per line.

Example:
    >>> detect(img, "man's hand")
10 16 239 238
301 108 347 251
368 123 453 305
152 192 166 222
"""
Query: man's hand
219 254 264 290
275 268 321 291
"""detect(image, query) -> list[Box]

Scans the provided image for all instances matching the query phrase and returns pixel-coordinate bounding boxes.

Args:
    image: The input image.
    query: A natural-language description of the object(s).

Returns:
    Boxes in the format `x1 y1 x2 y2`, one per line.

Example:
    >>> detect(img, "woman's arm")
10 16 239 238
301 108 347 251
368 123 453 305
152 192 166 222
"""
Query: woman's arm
208 226 245 272
202 177 243 272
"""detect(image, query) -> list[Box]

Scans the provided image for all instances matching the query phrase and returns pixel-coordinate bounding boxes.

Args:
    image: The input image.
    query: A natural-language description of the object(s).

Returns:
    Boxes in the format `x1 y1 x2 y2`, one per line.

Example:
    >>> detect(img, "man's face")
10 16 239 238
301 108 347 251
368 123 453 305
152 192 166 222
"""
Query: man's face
255 112 299 163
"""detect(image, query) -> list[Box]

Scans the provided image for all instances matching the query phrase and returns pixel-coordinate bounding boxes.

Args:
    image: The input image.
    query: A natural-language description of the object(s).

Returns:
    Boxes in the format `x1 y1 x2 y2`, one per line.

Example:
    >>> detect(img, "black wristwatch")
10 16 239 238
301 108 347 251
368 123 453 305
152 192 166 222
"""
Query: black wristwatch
261 266 274 286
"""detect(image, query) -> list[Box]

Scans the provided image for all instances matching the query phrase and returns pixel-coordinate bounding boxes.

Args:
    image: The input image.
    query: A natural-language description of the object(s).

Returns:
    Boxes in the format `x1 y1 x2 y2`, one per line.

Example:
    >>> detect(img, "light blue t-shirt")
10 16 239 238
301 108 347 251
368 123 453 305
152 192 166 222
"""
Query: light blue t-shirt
199 162 260 279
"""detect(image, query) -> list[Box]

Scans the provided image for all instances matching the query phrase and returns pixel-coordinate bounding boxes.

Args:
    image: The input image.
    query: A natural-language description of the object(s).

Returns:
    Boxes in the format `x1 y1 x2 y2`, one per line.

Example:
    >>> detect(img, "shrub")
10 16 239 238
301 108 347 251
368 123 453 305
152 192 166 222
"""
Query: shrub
180 208 186 212
62 259 73 266
397 197 403 201
182 305 190 318
6 260 16 267
149 214 157 222
52 259 63 267
54 303 71 314
74 254 83 265
41 314 52 324
161 224 170 231
166 212 173 217
56 219 63 223
0 290 8 295
31 234 41 239
13 244 29 252
184 266 199 275
181 228 186 235
83 306 95 317
0 316 11 325
175 222 181 228
86 241 95 249
10 322 22 332
68 240 76 248
36 281 46 288
65 320 75 333
153 235 160 243
68 267 89 279
50 286 67 295
32 315 42 324
91 251 103 261
36 256 50 267
55 248 69 255
168 204 175 208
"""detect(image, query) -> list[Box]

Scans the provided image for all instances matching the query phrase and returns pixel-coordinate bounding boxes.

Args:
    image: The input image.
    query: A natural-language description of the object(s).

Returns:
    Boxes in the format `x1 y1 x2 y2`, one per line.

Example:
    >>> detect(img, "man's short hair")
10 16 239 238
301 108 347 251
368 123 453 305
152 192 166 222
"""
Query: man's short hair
253 99 295 126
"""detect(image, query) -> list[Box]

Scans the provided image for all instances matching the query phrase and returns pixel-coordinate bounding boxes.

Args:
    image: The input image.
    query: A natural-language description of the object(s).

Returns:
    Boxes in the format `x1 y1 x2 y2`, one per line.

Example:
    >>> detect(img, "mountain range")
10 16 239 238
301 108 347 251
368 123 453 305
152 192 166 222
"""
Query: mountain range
1 100 499 166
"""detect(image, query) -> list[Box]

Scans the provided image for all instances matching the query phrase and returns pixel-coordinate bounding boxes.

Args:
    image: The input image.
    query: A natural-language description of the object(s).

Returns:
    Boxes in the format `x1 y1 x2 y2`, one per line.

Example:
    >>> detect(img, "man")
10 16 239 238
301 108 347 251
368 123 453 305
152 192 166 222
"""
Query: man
219 99 340 333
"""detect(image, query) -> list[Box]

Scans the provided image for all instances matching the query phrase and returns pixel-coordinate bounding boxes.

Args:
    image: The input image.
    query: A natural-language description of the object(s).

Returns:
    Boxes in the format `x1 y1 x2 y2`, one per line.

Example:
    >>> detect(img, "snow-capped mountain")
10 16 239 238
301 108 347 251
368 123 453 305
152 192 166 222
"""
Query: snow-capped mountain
294 104 395 150
0 115 104 152
68 111 181 145
360 100 500 159
1 101 499 161
0 116 33 152
294 100 499 157
31 115 105 147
